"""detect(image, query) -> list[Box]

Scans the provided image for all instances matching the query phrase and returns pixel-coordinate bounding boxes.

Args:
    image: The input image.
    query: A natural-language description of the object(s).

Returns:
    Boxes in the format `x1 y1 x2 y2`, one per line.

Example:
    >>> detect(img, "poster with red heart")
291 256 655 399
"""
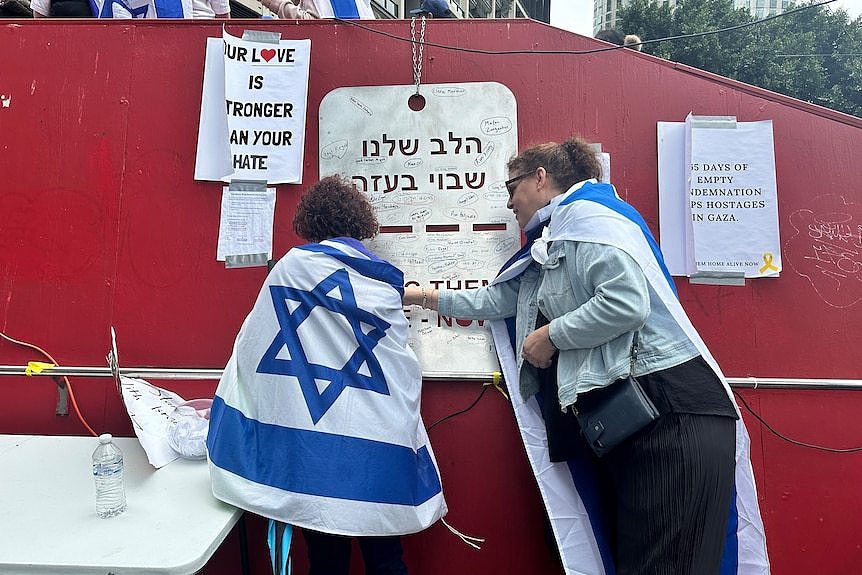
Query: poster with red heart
195 31 311 184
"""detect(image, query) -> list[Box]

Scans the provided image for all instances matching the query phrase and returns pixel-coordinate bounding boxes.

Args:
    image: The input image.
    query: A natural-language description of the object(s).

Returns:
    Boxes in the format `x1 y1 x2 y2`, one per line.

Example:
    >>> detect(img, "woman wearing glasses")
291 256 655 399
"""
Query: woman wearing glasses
403 137 767 574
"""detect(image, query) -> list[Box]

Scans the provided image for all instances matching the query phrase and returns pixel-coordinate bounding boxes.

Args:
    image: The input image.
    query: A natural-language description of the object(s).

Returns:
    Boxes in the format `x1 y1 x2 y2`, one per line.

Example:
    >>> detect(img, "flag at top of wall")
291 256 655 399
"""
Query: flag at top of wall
89 0 191 17
314 0 374 18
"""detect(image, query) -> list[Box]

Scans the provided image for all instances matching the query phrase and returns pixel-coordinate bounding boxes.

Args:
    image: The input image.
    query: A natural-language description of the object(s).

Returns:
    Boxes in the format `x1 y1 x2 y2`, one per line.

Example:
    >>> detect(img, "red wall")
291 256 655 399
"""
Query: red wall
2 18 862 575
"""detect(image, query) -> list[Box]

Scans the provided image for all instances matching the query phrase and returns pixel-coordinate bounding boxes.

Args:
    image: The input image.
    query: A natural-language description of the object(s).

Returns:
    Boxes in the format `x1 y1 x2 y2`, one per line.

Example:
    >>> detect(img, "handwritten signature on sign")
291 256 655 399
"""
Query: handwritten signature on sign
785 194 862 308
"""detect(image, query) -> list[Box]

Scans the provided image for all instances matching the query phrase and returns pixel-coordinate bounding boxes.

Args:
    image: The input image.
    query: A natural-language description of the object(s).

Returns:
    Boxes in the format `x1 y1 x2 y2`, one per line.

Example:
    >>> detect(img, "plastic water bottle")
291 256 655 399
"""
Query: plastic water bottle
92 433 127 518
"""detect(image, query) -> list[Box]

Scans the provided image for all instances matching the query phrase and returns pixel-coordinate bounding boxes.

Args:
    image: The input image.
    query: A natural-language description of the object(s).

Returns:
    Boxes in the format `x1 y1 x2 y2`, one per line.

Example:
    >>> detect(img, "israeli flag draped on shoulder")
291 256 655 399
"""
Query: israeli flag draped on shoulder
208 238 446 536
314 0 375 18
488 180 770 574
89 0 191 18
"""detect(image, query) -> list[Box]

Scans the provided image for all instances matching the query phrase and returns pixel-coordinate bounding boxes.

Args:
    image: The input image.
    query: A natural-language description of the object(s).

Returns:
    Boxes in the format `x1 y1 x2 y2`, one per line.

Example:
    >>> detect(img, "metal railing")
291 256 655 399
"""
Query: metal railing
2 365 862 389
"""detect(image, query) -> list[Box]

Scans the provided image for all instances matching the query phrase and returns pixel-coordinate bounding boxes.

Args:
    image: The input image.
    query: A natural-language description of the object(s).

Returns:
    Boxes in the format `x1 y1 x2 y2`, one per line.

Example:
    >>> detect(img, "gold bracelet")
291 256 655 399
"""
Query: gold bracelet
421 287 428 308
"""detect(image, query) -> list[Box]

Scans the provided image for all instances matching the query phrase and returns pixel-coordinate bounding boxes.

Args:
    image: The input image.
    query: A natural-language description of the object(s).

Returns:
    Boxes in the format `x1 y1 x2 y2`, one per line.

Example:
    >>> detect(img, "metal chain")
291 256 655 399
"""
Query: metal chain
410 15 427 94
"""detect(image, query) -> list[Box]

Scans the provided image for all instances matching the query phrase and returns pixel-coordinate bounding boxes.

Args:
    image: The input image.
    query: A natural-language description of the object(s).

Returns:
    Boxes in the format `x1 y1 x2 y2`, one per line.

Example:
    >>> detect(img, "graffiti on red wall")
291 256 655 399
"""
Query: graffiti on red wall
785 194 862 308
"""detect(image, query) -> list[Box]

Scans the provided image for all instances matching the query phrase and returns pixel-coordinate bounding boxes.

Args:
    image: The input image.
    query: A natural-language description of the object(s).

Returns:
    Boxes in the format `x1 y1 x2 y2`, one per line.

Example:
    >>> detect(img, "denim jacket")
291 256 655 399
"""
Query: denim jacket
437 240 698 408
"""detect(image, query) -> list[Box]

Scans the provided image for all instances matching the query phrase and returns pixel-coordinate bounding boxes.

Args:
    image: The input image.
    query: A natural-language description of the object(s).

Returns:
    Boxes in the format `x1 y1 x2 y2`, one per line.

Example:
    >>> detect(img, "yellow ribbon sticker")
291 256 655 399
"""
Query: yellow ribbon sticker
25 361 56 376
759 252 779 274
490 371 509 400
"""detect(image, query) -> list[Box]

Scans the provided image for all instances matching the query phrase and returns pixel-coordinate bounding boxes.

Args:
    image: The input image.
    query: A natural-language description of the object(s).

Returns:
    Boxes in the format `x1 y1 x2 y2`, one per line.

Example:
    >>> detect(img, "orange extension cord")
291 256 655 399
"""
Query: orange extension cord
0 331 98 437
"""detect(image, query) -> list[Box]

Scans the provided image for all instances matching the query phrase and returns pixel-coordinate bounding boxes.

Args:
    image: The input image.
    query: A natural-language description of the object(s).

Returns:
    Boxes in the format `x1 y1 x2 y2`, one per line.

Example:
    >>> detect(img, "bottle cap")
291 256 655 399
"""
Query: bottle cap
99 433 113 444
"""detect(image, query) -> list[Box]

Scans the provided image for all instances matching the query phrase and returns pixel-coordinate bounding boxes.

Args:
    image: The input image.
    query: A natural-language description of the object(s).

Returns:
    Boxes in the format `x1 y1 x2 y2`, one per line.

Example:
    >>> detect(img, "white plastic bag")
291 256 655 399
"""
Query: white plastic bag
166 399 212 460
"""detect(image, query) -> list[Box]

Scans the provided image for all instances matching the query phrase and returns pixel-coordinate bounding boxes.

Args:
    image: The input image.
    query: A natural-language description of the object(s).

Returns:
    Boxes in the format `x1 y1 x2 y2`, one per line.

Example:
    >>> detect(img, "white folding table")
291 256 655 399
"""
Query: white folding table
0 434 243 575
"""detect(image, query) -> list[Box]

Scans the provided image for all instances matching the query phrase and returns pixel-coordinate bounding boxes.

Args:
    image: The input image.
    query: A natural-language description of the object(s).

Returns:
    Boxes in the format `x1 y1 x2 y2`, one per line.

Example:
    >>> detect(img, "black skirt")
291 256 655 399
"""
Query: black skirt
534 350 737 574
603 412 736 575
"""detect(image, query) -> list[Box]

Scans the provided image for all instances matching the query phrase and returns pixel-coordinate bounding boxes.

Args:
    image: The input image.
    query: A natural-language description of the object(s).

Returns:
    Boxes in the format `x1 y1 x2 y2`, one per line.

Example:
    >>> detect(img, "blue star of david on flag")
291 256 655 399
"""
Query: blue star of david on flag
256 268 391 424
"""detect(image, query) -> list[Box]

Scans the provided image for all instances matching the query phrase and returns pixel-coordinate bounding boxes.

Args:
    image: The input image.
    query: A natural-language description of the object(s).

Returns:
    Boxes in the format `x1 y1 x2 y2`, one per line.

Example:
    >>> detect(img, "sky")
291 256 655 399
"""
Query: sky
550 0 862 37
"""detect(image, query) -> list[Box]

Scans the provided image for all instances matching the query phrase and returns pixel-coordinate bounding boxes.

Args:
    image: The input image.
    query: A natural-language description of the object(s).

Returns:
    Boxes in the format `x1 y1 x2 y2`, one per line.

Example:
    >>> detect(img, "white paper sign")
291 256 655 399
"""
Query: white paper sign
657 122 694 276
216 186 276 260
599 152 611 184
320 83 519 378
658 118 781 278
195 31 311 184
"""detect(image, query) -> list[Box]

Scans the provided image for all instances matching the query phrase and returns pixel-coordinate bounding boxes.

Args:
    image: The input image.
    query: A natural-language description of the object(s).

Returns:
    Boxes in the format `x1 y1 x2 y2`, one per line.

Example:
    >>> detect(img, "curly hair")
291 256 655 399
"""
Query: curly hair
292 175 379 243
507 136 602 192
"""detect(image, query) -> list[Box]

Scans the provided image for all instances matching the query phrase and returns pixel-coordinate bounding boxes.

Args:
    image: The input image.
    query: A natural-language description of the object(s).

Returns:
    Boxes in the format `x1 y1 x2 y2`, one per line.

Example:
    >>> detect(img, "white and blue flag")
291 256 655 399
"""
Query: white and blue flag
208 238 446 536
314 0 374 18
89 0 191 18
489 180 770 575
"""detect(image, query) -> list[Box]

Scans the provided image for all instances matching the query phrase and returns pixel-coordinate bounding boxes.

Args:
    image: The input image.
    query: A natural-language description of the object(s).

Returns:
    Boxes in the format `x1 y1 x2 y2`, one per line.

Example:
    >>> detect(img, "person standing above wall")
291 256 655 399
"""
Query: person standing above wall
30 0 228 17
192 0 229 19
262 0 374 18
30 0 91 17
409 0 456 18
624 34 643 51
594 28 625 45
0 0 32 15
259 0 318 18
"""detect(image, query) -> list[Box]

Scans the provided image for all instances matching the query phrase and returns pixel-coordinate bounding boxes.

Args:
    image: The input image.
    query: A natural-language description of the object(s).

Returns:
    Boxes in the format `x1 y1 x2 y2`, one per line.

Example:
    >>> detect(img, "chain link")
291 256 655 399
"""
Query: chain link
410 15 427 95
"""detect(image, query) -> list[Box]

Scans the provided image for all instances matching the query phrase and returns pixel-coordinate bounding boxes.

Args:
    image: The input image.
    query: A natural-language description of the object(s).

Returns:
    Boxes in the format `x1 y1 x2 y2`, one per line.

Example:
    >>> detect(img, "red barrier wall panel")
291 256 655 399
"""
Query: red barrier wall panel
2 19 862 575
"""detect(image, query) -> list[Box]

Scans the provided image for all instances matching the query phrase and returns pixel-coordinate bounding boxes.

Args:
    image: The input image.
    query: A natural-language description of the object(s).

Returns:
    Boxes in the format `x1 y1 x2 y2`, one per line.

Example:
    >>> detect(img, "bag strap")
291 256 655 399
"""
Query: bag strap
630 332 639 375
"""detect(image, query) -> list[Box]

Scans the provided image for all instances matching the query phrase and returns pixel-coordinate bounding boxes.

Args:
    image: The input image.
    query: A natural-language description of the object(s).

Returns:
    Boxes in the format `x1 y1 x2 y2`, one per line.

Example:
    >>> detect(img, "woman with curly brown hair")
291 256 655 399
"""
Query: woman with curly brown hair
208 175 447 575
292 174 379 242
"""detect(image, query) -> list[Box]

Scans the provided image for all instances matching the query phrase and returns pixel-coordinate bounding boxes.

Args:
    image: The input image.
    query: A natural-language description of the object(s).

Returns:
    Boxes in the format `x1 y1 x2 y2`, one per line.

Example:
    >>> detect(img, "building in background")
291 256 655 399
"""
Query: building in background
735 0 791 18
466 0 550 20
371 0 550 19
593 0 790 34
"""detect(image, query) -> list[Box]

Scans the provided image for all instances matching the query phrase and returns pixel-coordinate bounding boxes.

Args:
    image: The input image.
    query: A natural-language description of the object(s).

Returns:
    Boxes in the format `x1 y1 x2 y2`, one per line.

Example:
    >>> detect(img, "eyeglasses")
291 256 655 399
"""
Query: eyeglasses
504 171 533 196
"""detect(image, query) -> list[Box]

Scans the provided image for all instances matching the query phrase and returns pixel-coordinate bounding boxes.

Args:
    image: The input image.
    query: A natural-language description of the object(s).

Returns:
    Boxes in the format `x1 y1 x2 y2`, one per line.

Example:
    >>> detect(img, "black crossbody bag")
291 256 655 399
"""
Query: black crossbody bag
573 333 660 457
